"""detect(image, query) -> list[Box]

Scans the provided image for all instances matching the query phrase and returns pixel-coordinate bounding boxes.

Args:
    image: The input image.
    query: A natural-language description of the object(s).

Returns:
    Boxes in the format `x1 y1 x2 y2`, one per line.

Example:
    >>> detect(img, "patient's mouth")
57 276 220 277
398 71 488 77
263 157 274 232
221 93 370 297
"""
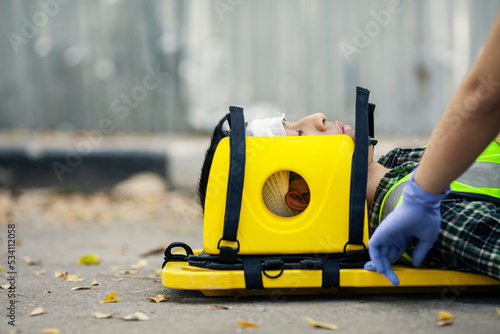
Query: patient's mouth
342 124 352 134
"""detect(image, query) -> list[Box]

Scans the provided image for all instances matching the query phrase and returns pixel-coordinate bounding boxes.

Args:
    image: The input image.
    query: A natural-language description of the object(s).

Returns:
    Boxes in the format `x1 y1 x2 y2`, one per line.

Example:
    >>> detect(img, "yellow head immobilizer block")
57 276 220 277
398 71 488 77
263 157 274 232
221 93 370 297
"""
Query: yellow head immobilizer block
203 135 369 255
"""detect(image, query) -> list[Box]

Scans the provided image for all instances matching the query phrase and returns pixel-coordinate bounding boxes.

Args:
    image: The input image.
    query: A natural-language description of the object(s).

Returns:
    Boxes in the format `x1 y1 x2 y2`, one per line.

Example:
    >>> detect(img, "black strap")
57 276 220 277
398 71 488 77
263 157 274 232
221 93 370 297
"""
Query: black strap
162 242 194 268
243 257 264 290
368 103 375 138
347 87 370 246
218 106 246 263
321 258 340 289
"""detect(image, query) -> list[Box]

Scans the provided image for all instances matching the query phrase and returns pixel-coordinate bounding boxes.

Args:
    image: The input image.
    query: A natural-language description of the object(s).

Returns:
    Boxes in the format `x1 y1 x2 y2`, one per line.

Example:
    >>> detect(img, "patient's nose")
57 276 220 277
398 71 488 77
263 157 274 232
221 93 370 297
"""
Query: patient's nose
311 113 327 131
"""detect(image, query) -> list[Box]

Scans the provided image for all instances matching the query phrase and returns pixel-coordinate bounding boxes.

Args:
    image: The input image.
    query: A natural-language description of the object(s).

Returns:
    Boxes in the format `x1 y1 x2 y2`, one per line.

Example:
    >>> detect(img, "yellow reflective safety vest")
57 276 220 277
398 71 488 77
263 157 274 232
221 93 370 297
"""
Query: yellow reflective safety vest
379 140 500 225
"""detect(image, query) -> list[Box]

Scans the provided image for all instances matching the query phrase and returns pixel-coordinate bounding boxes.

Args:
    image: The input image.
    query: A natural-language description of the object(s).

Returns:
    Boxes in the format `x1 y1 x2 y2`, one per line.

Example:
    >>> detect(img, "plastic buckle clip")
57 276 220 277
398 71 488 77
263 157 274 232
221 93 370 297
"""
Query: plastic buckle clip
217 238 240 263
300 258 322 270
343 242 369 263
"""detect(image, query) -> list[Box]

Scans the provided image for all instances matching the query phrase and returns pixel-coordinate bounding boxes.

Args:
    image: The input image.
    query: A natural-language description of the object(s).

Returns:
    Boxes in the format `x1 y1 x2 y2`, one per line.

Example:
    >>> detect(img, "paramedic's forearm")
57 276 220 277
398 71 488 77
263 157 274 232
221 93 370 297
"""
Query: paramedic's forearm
414 12 500 194
415 104 500 194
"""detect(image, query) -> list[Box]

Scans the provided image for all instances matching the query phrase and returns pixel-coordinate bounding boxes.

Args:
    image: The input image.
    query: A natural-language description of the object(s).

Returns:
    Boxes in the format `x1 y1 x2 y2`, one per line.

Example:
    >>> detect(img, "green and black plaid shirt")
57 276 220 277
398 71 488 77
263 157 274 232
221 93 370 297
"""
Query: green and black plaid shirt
369 147 500 281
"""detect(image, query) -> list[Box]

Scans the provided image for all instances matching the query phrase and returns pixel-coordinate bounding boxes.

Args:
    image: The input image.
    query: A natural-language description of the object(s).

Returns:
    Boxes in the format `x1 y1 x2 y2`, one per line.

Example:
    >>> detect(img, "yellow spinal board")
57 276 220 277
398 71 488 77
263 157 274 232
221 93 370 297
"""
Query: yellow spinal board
162 91 500 295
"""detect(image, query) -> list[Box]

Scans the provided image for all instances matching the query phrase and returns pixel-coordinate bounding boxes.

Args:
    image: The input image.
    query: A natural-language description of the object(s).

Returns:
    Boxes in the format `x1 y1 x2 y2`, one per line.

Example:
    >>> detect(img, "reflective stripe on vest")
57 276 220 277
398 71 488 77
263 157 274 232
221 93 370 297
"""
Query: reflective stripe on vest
379 140 500 225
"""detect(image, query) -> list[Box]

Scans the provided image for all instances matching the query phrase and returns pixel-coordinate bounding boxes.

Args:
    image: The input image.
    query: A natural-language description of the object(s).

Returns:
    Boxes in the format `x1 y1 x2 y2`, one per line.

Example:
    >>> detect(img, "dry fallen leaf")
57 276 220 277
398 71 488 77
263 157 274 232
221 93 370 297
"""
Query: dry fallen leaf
100 292 119 303
71 286 91 291
0 265 4 271
1 284 11 290
497 308 500 316
29 307 45 316
154 269 162 276
305 316 338 330
77 253 101 265
207 305 232 310
94 311 115 319
111 278 124 282
129 259 148 270
139 244 166 257
146 294 170 303
91 278 101 286
32 269 46 275
122 312 150 321
23 256 41 265
235 321 259 328
41 328 61 334
436 310 454 326
65 274 85 282
54 271 67 278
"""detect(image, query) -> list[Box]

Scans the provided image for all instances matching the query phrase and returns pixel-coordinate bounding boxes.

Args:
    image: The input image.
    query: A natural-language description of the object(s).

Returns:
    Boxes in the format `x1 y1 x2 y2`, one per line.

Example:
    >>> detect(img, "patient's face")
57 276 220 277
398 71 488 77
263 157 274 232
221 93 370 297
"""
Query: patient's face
282 113 355 141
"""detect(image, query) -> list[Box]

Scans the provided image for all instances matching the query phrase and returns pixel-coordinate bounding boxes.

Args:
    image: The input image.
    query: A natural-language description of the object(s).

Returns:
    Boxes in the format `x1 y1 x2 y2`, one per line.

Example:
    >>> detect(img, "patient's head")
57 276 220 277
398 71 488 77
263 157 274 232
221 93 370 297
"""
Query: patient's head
198 112 354 215
281 113 355 140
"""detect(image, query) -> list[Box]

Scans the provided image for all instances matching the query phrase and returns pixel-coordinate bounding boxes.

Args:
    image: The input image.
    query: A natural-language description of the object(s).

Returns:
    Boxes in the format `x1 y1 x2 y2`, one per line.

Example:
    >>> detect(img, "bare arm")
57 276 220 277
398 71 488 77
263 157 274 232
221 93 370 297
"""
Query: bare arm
414 11 500 194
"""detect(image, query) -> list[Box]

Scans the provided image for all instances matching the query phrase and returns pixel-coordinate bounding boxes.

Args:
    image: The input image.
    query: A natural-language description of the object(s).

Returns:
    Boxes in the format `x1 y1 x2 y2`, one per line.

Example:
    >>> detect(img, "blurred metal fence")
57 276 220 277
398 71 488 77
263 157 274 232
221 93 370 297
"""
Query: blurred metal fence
1 0 499 134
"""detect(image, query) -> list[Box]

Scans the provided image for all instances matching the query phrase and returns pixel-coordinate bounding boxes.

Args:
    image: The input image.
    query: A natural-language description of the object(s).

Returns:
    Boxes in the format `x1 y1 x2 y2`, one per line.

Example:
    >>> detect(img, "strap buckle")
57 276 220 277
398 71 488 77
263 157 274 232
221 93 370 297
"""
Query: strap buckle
217 238 240 263
300 258 322 270
343 241 368 263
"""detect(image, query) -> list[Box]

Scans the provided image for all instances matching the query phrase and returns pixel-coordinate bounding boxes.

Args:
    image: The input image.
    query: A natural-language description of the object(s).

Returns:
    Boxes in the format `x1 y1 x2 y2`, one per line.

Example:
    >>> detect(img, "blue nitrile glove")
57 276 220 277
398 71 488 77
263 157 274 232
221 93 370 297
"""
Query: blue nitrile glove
364 171 450 286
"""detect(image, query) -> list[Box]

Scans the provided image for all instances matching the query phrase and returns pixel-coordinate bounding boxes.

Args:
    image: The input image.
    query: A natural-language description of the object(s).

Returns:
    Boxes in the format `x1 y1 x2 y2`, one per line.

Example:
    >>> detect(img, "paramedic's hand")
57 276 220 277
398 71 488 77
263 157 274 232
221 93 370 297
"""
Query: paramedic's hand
364 172 450 286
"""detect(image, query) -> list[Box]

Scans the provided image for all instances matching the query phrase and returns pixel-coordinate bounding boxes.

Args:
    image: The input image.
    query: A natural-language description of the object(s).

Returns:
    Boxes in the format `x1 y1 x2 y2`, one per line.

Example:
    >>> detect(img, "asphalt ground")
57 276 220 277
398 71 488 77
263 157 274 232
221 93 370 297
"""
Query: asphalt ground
0 188 499 334
0 133 499 334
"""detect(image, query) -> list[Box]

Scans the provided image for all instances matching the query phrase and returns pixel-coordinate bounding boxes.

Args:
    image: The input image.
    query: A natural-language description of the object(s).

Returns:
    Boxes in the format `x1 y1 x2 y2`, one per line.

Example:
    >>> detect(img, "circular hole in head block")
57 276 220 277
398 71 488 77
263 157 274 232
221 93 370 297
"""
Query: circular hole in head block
262 170 310 217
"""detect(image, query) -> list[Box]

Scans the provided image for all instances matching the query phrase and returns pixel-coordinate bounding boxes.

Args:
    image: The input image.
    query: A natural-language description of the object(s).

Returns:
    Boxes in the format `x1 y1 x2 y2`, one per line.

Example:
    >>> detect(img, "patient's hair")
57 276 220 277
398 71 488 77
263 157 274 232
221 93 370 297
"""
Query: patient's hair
289 171 302 183
198 112 292 215
198 113 230 212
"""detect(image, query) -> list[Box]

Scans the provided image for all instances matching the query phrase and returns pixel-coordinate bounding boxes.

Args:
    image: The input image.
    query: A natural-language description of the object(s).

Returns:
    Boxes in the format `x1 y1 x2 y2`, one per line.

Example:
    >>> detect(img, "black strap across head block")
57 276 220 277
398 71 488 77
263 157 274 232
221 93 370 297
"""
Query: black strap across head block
218 106 246 263
347 87 370 248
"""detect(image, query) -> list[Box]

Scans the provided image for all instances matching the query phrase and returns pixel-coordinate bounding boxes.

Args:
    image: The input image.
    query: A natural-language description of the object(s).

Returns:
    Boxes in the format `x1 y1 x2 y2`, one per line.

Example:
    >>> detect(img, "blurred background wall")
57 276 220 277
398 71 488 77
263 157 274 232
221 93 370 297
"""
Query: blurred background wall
1 0 499 135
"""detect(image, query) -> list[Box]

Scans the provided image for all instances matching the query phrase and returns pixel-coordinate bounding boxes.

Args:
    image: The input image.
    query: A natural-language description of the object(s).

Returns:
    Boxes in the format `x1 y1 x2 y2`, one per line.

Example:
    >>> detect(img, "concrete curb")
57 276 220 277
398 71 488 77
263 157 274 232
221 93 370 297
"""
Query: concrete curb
0 133 211 193
0 148 168 192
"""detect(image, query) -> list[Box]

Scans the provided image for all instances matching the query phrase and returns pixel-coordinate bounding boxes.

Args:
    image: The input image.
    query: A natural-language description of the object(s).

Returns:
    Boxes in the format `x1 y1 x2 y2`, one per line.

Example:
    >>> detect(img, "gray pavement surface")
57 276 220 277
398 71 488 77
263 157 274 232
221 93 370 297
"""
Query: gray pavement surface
1 191 499 334
1 132 499 334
